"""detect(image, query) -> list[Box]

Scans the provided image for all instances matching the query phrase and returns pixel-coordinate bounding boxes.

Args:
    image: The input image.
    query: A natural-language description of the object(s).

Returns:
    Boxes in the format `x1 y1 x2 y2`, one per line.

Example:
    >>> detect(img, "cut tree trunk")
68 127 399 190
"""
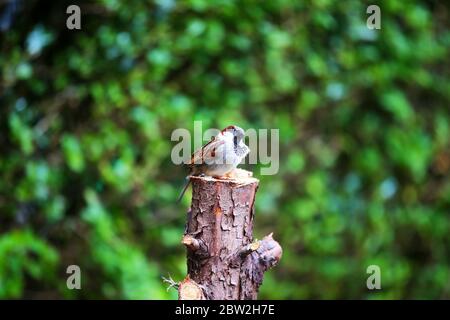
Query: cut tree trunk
178 169 282 300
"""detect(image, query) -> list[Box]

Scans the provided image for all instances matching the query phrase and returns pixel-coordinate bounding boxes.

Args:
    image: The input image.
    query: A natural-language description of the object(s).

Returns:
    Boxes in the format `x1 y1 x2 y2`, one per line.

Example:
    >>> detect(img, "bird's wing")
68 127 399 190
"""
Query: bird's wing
190 137 225 166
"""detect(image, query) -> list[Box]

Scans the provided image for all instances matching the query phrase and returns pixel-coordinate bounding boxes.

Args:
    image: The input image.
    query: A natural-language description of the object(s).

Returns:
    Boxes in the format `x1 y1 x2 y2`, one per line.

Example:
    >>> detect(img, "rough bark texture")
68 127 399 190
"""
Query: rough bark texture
179 169 282 300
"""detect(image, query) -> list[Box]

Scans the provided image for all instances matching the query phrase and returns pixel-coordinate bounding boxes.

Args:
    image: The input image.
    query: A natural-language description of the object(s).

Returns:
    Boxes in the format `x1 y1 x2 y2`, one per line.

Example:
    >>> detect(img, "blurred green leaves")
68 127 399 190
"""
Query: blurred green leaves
62 135 85 173
0 230 58 298
82 190 172 299
9 113 34 155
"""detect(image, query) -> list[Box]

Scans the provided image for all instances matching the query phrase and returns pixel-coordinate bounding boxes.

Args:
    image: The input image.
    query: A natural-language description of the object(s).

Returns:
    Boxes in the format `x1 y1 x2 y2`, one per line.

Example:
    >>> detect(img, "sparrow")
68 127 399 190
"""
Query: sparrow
177 125 250 202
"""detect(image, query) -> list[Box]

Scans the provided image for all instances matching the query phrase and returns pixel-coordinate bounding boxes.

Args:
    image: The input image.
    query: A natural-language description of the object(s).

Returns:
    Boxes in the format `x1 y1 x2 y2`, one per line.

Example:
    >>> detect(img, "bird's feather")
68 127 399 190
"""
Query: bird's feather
189 138 225 166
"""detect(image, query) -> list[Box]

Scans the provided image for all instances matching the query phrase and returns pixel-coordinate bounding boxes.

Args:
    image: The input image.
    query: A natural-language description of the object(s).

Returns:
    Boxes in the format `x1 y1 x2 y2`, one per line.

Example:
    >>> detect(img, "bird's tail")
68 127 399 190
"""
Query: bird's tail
177 176 191 203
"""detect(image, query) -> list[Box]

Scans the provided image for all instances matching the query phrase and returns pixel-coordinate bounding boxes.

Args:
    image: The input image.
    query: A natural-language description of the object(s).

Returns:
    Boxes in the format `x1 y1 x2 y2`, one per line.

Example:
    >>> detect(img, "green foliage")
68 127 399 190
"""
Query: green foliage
81 189 172 299
0 230 58 298
0 0 449 299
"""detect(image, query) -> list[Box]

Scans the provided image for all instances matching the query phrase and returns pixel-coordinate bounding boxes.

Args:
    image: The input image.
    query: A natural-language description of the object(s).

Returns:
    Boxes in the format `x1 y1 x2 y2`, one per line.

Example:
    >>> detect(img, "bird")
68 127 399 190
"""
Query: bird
177 125 249 202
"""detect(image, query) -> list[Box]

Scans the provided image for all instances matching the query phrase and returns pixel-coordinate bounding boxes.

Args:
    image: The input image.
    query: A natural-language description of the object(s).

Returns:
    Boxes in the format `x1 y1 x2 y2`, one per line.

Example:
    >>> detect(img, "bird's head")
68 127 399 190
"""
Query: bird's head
222 125 246 146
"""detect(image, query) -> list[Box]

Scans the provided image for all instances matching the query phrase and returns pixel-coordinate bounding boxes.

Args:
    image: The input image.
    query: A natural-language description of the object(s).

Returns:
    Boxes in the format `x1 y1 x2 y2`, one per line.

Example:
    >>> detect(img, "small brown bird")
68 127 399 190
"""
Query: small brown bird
177 125 249 202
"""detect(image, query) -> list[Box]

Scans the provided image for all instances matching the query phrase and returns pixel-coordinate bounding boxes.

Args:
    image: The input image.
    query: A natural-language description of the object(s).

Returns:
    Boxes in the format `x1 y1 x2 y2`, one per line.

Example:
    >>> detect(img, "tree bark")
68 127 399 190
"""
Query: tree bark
179 169 282 300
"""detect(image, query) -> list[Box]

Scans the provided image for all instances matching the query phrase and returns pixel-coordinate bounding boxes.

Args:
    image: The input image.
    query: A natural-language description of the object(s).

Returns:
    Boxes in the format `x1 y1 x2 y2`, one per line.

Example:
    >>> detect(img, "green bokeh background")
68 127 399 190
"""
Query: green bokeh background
1 0 449 299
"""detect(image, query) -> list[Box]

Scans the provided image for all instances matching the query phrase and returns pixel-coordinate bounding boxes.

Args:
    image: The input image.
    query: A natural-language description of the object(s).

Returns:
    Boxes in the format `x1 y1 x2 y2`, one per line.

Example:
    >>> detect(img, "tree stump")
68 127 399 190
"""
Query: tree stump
178 169 282 300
